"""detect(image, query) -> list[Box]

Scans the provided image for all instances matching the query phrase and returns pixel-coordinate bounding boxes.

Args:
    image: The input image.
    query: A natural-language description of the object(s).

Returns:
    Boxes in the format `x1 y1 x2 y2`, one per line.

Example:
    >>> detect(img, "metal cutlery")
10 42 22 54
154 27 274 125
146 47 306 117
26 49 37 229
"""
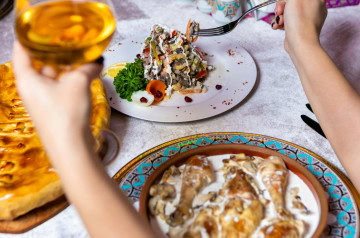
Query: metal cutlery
195 0 279 37
301 104 327 139
305 103 313 113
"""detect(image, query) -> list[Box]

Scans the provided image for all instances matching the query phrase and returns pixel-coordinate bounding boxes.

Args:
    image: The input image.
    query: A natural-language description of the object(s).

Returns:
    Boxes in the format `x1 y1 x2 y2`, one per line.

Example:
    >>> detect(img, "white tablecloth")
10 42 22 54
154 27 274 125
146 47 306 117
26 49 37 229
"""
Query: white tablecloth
0 0 359 237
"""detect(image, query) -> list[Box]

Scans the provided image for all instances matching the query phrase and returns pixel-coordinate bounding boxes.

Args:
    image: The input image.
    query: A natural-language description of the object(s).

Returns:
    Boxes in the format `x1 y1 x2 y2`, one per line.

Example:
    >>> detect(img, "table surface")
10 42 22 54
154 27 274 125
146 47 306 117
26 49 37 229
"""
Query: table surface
0 0 359 237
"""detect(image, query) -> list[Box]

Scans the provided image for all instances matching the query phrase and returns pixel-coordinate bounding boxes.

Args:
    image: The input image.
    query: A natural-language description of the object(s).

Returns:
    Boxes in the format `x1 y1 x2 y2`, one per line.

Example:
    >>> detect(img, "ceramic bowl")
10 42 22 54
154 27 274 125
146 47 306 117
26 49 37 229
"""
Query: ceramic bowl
139 144 328 238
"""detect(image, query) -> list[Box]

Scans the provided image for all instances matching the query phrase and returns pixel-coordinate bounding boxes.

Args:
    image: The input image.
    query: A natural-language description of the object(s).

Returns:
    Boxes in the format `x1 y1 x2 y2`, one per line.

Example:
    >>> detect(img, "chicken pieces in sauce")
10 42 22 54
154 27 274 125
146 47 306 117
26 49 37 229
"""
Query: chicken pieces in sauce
149 154 309 238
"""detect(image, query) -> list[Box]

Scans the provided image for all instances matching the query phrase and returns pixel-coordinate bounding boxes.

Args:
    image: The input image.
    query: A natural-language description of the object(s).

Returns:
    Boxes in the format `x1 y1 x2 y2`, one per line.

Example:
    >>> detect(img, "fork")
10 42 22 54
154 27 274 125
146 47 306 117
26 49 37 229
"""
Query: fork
196 0 279 37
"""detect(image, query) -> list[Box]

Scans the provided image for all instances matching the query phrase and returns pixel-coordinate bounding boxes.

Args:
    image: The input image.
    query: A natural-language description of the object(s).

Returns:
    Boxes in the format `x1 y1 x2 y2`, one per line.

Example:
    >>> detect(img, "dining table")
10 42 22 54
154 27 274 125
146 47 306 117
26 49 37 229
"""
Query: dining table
0 0 360 237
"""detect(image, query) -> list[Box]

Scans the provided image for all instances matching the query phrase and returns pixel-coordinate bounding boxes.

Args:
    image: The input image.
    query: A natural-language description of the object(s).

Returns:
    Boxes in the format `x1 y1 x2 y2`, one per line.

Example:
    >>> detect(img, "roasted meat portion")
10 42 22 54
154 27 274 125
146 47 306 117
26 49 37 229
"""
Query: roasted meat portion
259 156 291 218
167 155 214 226
259 219 306 238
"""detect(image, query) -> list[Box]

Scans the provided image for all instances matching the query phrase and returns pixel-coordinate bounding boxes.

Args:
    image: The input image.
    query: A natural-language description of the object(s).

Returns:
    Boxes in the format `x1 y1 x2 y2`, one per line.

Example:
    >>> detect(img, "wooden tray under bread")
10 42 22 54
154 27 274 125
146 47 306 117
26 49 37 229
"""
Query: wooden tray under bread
0 132 122 234
0 196 68 234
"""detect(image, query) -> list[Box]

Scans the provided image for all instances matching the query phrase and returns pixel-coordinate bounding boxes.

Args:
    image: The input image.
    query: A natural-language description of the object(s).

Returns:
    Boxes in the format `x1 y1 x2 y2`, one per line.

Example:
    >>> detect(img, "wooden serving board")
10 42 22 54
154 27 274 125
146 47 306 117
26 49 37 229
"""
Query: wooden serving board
0 138 119 234
0 196 68 234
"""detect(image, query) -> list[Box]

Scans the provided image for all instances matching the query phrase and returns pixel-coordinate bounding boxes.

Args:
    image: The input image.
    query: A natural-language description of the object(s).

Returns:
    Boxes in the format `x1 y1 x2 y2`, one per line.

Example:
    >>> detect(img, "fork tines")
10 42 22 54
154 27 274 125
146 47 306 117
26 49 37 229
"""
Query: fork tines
194 0 279 37
197 23 235 37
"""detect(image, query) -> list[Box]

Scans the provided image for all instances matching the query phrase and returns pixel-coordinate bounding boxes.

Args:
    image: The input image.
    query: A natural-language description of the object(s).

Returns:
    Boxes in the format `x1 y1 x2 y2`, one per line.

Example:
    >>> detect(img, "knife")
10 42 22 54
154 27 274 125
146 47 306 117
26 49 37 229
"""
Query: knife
301 115 327 139
305 103 313 113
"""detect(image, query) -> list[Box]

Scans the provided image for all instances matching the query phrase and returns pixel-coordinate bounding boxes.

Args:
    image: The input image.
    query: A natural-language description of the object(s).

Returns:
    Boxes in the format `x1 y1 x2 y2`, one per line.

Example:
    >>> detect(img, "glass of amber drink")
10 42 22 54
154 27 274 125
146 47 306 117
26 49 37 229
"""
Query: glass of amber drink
15 0 116 67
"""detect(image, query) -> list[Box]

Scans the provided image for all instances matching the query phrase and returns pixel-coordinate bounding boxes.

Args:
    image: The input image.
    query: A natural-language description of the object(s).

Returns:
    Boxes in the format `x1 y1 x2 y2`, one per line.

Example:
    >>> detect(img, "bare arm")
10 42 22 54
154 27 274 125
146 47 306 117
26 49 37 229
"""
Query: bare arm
52 130 155 238
291 42 360 190
274 0 360 191
12 43 156 238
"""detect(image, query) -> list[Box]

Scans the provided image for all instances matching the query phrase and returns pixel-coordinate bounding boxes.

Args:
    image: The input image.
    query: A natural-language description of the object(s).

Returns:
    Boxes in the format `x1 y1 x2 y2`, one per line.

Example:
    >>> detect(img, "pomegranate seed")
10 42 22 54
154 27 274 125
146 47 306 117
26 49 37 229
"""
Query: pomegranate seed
215 85 222 90
155 90 163 98
184 96 192 103
136 54 141 59
140 97 148 103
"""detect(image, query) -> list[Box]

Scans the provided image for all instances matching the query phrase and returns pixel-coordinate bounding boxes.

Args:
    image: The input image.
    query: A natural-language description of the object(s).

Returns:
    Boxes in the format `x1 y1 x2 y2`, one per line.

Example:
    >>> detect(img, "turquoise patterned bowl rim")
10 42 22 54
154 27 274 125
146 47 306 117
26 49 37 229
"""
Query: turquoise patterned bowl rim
113 132 360 238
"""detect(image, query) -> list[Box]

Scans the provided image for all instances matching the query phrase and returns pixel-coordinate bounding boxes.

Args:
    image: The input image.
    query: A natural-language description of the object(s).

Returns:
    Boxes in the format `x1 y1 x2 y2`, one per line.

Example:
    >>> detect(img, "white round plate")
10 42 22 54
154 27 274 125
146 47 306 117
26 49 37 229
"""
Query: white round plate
101 36 257 122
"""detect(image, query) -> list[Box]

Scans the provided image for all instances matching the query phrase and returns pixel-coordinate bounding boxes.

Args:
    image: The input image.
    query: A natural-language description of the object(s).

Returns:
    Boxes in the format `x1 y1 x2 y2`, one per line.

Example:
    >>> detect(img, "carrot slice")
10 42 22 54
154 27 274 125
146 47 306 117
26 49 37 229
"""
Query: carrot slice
186 19 192 42
146 80 167 102
186 19 199 43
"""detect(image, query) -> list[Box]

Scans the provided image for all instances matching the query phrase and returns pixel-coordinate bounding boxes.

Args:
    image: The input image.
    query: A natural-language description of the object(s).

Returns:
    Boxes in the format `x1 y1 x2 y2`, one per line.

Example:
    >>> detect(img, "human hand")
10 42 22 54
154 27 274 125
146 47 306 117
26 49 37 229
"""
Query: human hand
271 0 328 53
12 42 103 156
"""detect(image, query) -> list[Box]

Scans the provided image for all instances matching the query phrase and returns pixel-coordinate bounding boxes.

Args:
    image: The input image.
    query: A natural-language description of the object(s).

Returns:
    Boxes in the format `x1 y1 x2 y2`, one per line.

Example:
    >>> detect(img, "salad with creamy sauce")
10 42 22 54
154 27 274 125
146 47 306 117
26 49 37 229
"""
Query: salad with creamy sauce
110 21 214 106
141 23 213 98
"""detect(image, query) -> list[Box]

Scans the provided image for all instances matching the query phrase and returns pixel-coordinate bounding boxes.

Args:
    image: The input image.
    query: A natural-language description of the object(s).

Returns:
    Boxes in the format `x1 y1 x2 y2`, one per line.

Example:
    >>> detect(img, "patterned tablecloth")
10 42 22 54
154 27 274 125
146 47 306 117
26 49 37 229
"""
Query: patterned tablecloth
0 0 359 237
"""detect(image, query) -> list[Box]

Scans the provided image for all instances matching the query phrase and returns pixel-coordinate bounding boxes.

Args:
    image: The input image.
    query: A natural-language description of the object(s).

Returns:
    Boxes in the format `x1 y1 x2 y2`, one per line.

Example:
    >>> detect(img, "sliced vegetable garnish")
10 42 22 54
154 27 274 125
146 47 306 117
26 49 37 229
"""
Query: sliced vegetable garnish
186 19 199 43
143 47 150 57
194 47 206 61
195 70 207 79
180 88 202 94
186 19 192 43
169 53 186 63
151 41 161 65
146 80 167 102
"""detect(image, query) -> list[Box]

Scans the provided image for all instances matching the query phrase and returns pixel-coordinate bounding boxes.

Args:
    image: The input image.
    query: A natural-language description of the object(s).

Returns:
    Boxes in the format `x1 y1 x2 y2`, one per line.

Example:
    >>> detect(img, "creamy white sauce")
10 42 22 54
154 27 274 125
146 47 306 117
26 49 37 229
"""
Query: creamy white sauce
142 24 196 95
251 170 319 237
154 154 319 237
158 31 174 87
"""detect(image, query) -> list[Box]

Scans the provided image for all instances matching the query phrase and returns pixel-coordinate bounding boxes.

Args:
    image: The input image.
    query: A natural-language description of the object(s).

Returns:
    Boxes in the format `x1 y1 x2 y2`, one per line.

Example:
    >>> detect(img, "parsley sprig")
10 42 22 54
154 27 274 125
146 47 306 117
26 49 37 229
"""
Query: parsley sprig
113 58 148 101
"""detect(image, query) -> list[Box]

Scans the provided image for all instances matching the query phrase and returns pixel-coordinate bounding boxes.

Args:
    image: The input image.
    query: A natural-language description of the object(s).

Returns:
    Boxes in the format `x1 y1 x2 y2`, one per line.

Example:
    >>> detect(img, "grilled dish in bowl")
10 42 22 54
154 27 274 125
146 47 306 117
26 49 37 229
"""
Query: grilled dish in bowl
139 144 328 238
0 62 110 221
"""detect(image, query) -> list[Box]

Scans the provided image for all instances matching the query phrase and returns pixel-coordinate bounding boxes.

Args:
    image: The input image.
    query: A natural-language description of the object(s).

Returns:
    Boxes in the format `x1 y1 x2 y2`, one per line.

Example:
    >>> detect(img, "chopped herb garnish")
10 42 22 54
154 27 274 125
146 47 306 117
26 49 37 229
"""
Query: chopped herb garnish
113 58 148 101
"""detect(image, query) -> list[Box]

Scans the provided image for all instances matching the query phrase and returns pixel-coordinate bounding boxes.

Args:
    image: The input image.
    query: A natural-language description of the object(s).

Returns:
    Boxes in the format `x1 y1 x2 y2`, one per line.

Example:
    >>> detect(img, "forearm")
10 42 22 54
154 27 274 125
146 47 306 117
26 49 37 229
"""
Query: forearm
48 129 155 238
289 43 360 190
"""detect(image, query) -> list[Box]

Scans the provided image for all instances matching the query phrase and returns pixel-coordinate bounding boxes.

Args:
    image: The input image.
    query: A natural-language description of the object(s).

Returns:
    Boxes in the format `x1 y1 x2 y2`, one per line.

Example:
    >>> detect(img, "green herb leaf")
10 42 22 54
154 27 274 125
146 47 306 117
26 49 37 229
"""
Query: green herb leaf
113 58 148 101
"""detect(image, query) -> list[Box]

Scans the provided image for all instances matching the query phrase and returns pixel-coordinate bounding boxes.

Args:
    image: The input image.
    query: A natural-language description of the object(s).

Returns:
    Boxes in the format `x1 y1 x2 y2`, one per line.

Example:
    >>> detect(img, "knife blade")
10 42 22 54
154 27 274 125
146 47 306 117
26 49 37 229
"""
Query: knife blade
301 115 327 139
306 103 313 113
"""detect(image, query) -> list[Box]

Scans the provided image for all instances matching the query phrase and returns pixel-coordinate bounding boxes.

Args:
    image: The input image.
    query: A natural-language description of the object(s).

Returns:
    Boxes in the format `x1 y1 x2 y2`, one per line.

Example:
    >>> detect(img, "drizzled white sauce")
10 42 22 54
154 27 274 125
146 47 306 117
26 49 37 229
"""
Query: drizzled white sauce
158 31 173 84
142 24 196 96
153 154 320 237
251 169 319 237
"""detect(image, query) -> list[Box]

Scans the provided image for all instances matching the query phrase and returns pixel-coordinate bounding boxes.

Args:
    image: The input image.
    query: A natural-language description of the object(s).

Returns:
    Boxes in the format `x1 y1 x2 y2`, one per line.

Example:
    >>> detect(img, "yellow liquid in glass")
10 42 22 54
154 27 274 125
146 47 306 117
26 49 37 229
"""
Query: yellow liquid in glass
16 1 116 65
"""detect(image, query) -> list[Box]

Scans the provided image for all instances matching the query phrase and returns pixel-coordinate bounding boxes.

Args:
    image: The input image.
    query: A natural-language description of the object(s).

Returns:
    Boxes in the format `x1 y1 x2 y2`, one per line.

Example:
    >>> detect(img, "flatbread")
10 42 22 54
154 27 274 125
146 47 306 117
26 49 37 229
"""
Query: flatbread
0 62 110 220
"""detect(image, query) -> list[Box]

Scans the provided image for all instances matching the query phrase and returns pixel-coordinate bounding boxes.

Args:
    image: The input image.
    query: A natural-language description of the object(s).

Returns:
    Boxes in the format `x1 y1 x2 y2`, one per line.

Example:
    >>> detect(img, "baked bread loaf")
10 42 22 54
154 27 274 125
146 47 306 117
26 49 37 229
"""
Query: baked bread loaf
0 62 110 220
